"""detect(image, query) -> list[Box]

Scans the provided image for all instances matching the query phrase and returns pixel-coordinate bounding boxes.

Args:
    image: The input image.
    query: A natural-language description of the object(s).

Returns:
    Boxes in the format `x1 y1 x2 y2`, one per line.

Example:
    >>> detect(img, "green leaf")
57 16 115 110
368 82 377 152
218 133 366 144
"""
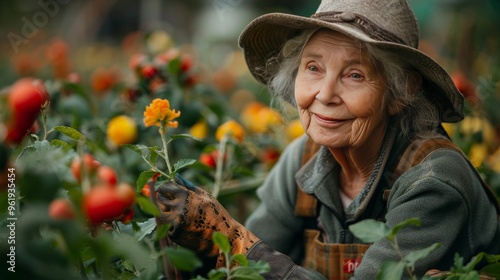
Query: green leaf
122 144 143 156
231 266 265 280
136 196 161 216
247 260 271 274
388 217 421 241
481 262 500 279
53 126 84 140
376 261 405 280
136 170 158 192
155 224 170 241
148 147 159 164
208 269 227 280
404 243 441 268
170 133 201 142
349 219 390 243
484 253 500 263
452 253 466 272
167 56 181 74
212 232 230 254
50 139 72 151
231 254 248 266
110 234 156 276
135 218 157 241
464 252 486 272
172 159 197 172
163 246 202 272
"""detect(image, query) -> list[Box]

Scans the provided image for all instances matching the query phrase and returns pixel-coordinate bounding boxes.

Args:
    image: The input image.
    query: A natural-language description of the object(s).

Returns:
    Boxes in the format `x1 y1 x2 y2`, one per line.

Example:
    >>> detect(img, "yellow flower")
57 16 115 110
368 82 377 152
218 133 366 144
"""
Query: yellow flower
469 143 488 168
189 119 208 140
441 122 455 137
286 119 305 142
216 120 245 143
241 102 282 133
143 98 180 130
107 115 138 145
458 115 495 149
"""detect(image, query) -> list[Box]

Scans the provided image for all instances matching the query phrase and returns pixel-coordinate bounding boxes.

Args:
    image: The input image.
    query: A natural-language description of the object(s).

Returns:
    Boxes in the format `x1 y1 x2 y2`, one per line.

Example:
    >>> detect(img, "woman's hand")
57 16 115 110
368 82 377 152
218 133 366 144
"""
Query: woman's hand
155 174 260 267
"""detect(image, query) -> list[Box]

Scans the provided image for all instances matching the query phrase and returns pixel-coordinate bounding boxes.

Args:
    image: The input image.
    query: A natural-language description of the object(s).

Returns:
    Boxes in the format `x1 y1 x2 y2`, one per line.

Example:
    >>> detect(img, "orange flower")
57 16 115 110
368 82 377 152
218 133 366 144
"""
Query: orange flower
215 120 245 143
241 102 283 133
90 67 119 93
143 98 181 131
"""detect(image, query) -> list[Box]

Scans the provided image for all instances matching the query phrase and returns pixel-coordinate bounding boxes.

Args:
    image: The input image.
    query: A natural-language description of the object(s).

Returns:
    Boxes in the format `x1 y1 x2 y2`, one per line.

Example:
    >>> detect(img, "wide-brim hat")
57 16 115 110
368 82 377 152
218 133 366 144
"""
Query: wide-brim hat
238 0 464 123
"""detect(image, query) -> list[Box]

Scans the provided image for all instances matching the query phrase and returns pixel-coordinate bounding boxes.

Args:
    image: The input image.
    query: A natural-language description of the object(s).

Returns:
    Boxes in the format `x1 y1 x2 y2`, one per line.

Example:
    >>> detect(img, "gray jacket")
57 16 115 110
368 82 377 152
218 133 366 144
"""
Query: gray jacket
245 130 500 279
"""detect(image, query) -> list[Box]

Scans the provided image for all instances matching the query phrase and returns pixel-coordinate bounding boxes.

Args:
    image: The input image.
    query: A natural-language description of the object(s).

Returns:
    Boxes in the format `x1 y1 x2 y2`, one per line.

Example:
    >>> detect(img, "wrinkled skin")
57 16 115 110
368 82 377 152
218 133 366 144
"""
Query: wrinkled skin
155 175 259 267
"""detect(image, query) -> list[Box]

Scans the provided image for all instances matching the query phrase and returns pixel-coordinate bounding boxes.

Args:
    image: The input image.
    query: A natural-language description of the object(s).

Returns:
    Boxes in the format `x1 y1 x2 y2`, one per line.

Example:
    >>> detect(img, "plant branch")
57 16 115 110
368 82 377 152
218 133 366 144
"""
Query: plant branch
213 134 228 198
159 124 172 175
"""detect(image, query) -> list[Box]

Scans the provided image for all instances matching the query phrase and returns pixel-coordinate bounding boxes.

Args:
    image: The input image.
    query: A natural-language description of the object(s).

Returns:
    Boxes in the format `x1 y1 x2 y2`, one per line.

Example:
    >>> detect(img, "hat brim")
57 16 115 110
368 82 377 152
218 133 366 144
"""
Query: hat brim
238 13 464 123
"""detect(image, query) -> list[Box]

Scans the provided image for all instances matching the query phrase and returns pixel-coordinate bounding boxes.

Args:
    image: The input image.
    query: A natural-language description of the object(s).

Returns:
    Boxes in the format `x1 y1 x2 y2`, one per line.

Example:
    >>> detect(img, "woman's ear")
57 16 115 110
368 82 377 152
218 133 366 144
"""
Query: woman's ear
388 72 422 116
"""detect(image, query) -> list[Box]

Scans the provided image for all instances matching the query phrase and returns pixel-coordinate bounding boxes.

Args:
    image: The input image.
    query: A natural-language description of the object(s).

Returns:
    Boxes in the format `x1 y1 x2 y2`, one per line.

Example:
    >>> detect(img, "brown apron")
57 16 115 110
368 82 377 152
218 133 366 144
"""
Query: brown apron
294 136 500 279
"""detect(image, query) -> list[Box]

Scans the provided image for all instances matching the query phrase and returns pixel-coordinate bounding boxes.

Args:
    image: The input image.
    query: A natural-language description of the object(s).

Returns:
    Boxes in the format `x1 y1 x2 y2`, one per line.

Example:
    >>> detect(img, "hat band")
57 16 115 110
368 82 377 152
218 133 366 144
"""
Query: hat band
311 11 407 46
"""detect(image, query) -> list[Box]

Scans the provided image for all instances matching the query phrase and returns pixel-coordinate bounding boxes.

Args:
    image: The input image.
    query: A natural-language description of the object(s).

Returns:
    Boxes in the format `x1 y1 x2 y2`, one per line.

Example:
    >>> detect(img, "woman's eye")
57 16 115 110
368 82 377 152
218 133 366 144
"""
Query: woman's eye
308 65 318 72
350 73 363 79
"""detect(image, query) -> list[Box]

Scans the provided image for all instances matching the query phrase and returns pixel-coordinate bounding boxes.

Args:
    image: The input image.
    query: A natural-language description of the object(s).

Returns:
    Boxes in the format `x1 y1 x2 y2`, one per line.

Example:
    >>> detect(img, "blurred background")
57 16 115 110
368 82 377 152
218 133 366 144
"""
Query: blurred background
1 0 499 81
1 0 500 223
1 1 500 279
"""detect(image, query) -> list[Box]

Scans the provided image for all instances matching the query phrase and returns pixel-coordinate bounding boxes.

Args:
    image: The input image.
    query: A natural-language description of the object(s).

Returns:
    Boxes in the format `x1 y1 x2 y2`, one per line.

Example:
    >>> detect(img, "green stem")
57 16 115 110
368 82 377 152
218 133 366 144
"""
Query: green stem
225 251 232 280
213 134 228 198
392 238 417 280
141 156 169 178
41 108 49 140
159 124 172 175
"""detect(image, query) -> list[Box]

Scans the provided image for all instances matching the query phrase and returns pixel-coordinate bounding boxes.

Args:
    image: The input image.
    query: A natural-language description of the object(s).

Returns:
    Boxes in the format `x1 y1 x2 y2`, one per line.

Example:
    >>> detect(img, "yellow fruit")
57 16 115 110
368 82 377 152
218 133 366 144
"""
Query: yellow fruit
286 119 305 142
107 115 138 146
189 120 208 140
215 120 245 143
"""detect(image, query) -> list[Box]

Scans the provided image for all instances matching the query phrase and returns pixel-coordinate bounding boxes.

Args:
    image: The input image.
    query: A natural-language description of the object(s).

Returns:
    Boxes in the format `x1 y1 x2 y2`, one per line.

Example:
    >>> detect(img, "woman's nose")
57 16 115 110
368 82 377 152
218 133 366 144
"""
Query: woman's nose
315 74 342 104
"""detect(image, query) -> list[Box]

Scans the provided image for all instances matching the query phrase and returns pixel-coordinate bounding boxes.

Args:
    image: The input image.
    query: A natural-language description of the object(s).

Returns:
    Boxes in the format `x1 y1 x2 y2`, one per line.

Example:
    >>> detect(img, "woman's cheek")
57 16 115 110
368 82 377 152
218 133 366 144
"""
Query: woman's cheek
294 84 314 109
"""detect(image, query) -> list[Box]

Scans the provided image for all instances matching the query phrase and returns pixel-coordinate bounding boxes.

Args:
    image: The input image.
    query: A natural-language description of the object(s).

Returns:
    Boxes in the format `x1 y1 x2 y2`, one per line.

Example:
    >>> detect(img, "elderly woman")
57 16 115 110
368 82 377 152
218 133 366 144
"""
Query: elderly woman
155 0 500 279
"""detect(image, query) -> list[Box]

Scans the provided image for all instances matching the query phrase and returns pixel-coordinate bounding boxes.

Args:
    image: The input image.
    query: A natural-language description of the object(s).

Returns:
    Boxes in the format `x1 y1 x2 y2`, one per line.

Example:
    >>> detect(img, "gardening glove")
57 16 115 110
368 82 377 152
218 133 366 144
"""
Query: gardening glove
155 174 259 268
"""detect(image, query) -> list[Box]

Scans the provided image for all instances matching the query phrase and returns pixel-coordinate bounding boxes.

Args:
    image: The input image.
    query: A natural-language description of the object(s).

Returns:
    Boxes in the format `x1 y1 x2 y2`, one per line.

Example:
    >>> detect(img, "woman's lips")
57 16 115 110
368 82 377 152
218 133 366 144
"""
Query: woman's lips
313 113 348 127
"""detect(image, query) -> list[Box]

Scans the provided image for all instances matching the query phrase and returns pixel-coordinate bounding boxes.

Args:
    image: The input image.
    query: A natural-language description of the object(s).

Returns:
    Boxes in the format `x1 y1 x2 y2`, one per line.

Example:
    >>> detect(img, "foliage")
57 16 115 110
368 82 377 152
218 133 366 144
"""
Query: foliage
349 218 500 280
0 31 299 279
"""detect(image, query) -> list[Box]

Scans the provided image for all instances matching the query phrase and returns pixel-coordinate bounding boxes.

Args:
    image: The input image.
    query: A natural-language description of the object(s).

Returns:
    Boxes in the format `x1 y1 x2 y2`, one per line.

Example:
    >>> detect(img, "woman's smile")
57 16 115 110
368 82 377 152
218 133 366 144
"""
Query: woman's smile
312 112 351 128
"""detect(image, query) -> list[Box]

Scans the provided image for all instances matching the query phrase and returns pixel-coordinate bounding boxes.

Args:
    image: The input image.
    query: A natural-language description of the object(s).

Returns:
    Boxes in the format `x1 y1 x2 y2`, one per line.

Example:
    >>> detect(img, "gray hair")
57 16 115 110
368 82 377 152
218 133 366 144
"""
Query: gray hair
267 29 440 139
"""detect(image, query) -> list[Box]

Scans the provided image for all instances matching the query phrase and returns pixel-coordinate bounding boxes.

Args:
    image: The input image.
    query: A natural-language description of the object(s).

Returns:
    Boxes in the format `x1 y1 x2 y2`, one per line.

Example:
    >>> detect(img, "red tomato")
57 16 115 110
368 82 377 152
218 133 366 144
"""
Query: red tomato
5 78 50 144
199 153 216 168
70 153 101 182
48 198 76 220
97 166 118 186
141 184 151 197
261 147 280 167
141 65 159 79
116 183 136 206
180 55 193 72
83 185 134 225
119 208 134 224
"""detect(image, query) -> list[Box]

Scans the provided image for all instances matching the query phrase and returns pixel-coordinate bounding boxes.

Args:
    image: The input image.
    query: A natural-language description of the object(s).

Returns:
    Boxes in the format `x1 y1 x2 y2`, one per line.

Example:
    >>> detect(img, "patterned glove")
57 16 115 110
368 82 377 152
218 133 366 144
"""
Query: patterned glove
155 174 260 267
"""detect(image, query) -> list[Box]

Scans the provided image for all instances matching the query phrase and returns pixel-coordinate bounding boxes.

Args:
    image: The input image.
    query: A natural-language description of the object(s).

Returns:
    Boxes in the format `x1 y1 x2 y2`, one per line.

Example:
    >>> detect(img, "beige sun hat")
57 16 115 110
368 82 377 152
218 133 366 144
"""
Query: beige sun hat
238 0 464 123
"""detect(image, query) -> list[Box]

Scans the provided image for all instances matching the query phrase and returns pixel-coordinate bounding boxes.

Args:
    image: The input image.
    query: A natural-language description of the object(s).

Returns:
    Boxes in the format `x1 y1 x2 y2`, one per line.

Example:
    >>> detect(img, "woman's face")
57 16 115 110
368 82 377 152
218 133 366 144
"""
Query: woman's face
294 29 389 149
